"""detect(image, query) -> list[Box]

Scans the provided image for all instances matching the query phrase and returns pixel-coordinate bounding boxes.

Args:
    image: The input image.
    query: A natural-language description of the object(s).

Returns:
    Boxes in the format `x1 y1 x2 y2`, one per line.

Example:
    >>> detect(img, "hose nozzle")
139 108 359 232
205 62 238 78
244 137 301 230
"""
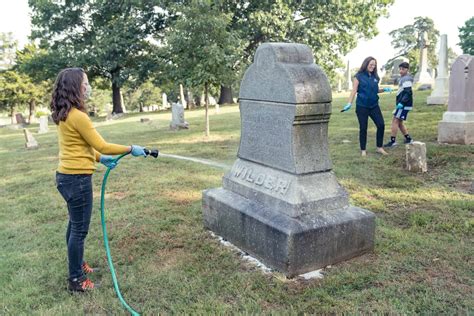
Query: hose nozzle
144 148 159 158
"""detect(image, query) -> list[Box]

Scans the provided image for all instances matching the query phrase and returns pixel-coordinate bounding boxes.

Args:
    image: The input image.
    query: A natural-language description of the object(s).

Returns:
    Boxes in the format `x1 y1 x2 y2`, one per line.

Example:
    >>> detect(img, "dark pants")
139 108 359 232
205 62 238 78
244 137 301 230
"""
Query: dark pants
56 172 93 280
356 106 385 150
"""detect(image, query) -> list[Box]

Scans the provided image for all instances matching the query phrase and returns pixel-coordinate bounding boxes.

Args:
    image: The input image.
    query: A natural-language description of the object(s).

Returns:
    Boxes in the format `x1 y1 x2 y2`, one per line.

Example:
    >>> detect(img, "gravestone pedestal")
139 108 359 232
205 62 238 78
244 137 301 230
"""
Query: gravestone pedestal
202 43 375 277
438 55 474 144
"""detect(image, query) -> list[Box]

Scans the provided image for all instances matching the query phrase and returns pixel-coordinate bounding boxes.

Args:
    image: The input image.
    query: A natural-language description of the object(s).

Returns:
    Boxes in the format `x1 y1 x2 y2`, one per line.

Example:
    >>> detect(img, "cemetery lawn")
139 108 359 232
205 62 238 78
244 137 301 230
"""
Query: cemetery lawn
1 90 473 314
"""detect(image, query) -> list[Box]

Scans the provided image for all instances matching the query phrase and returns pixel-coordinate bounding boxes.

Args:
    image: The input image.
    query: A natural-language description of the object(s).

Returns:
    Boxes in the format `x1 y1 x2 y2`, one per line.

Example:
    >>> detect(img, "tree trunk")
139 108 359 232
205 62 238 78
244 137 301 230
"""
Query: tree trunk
179 84 187 109
218 85 233 104
111 71 123 114
28 99 36 124
139 102 143 112
205 83 210 137
194 95 201 107
10 104 14 124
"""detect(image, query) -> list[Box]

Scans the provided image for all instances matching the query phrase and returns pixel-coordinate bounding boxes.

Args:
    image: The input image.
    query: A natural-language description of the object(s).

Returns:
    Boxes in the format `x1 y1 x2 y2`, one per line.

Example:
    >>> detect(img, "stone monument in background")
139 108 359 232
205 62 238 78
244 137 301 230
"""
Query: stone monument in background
427 34 449 105
345 60 352 91
202 43 375 277
170 102 189 130
23 128 39 149
414 31 433 86
38 116 49 133
438 55 474 144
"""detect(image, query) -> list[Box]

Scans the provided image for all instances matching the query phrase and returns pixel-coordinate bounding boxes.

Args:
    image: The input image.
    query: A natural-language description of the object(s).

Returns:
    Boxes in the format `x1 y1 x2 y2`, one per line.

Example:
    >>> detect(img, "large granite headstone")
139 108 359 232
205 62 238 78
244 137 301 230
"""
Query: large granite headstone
427 34 449 105
202 43 375 277
438 55 474 144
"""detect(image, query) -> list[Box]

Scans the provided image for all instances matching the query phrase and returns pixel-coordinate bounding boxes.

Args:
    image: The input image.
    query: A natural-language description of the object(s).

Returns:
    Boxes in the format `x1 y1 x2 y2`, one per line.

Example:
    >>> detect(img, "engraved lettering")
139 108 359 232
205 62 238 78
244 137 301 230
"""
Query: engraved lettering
264 175 275 190
233 164 246 177
245 169 254 182
255 174 265 185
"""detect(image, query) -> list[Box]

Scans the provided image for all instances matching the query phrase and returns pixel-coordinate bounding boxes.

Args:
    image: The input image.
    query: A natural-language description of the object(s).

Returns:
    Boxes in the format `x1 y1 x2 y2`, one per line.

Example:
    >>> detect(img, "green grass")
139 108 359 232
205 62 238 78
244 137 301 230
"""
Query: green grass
1 90 473 314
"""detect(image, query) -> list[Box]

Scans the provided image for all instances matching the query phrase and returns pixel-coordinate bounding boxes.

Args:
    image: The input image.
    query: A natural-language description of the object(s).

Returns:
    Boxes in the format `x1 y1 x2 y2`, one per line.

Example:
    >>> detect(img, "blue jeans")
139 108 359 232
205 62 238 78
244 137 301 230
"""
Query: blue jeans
56 172 93 280
356 106 385 150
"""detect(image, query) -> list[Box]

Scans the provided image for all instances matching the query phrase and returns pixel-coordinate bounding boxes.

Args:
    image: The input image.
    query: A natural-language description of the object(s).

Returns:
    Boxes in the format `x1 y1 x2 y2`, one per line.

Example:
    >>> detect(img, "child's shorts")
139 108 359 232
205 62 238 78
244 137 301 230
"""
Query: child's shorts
393 108 409 121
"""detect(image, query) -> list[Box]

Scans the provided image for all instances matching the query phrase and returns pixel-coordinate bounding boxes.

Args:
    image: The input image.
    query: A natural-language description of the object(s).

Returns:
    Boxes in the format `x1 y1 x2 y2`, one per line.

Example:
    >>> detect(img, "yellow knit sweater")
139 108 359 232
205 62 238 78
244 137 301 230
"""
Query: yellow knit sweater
57 107 130 174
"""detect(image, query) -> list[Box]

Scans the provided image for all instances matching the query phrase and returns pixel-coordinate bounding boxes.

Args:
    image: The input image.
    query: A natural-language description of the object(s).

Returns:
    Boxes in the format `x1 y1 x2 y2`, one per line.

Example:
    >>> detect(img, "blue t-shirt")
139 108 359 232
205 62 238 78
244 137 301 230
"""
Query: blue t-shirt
355 71 380 108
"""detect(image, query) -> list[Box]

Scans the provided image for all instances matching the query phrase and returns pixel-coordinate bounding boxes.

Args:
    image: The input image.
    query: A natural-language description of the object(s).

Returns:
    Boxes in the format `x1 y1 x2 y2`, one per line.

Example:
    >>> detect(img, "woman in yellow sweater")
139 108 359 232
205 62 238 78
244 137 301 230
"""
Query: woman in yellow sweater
52 68 146 292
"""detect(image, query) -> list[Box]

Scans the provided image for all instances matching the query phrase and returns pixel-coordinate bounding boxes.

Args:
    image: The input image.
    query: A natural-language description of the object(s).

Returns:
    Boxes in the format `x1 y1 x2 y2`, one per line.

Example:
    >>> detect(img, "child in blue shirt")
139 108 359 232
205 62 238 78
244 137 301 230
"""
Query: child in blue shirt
384 62 414 147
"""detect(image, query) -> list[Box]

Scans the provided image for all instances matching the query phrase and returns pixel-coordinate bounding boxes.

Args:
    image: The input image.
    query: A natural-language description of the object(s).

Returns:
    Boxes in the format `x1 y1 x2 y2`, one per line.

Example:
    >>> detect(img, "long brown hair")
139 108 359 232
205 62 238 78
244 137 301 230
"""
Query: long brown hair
50 68 87 125
357 56 379 81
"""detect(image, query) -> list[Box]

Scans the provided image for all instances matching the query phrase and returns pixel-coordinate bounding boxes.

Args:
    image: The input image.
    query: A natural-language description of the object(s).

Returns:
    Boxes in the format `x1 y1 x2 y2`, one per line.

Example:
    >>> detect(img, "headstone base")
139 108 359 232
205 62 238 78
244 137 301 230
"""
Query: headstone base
426 95 448 105
202 187 375 277
438 121 474 144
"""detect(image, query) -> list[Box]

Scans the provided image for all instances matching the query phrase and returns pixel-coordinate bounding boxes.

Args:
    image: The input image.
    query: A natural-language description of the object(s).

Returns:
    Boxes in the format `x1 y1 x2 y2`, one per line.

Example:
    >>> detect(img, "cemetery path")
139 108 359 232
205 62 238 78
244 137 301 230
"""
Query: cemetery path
159 153 231 170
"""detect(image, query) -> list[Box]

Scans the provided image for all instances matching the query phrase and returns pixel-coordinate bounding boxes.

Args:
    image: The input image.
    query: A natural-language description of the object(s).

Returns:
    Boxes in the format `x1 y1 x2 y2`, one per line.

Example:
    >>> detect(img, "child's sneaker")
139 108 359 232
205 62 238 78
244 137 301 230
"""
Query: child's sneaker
404 138 413 144
68 276 99 292
383 141 398 148
82 262 99 274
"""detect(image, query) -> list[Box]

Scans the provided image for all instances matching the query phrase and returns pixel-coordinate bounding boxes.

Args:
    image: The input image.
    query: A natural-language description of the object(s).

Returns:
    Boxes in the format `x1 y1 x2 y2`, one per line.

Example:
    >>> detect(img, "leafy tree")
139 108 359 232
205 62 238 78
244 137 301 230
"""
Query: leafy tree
171 0 394 104
0 32 18 70
458 17 474 55
0 70 32 123
26 0 168 114
123 80 162 112
165 1 242 136
386 16 440 73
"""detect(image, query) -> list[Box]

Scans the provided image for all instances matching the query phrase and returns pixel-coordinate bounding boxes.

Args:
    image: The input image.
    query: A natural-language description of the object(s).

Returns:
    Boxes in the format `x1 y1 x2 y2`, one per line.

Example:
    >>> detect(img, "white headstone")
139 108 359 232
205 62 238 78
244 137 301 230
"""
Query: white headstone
345 60 352 91
170 102 189 130
24 128 39 149
427 34 449 105
215 103 220 114
162 93 168 109
38 116 49 133
406 141 427 173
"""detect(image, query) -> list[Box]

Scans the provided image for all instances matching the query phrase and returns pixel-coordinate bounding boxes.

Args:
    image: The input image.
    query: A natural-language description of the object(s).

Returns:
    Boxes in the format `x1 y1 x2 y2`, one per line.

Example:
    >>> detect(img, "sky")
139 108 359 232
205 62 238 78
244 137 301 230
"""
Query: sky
0 0 473 71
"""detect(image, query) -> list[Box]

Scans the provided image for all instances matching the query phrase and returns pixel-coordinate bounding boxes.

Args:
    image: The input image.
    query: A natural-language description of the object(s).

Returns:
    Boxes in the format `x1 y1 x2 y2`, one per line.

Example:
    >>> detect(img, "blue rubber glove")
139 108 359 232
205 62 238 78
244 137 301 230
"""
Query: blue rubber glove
100 155 117 169
130 145 146 157
383 87 393 93
341 103 352 112
396 103 404 110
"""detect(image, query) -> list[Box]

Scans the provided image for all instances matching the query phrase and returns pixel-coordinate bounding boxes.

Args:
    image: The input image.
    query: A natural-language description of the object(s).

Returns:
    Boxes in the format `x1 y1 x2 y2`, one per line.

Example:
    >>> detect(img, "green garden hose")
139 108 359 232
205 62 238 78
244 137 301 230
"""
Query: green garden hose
100 149 159 315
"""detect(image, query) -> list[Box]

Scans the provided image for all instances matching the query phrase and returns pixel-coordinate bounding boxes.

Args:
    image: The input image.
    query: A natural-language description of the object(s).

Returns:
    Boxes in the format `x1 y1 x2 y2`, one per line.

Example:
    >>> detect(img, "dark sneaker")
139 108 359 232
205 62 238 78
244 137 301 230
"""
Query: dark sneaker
383 141 398 148
404 138 413 144
82 262 99 274
68 276 99 292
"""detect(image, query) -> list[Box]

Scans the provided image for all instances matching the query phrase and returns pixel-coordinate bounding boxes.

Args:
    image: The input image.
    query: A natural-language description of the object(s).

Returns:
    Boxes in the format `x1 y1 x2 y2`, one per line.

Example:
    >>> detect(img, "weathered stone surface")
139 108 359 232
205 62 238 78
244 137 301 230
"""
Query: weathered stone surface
170 102 189 130
427 34 449 105
414 31 433 85
38 116 49 133
203 188 375 276
406 141 427 173
202 43 375 276
438 54 474 144
24 128 38 149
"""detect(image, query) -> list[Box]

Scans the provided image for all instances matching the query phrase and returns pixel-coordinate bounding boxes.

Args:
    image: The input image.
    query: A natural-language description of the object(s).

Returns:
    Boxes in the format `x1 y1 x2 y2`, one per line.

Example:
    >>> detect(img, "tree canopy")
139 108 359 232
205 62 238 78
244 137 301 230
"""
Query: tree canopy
386 16 440 73
26 0 169 113
458 16 474 55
